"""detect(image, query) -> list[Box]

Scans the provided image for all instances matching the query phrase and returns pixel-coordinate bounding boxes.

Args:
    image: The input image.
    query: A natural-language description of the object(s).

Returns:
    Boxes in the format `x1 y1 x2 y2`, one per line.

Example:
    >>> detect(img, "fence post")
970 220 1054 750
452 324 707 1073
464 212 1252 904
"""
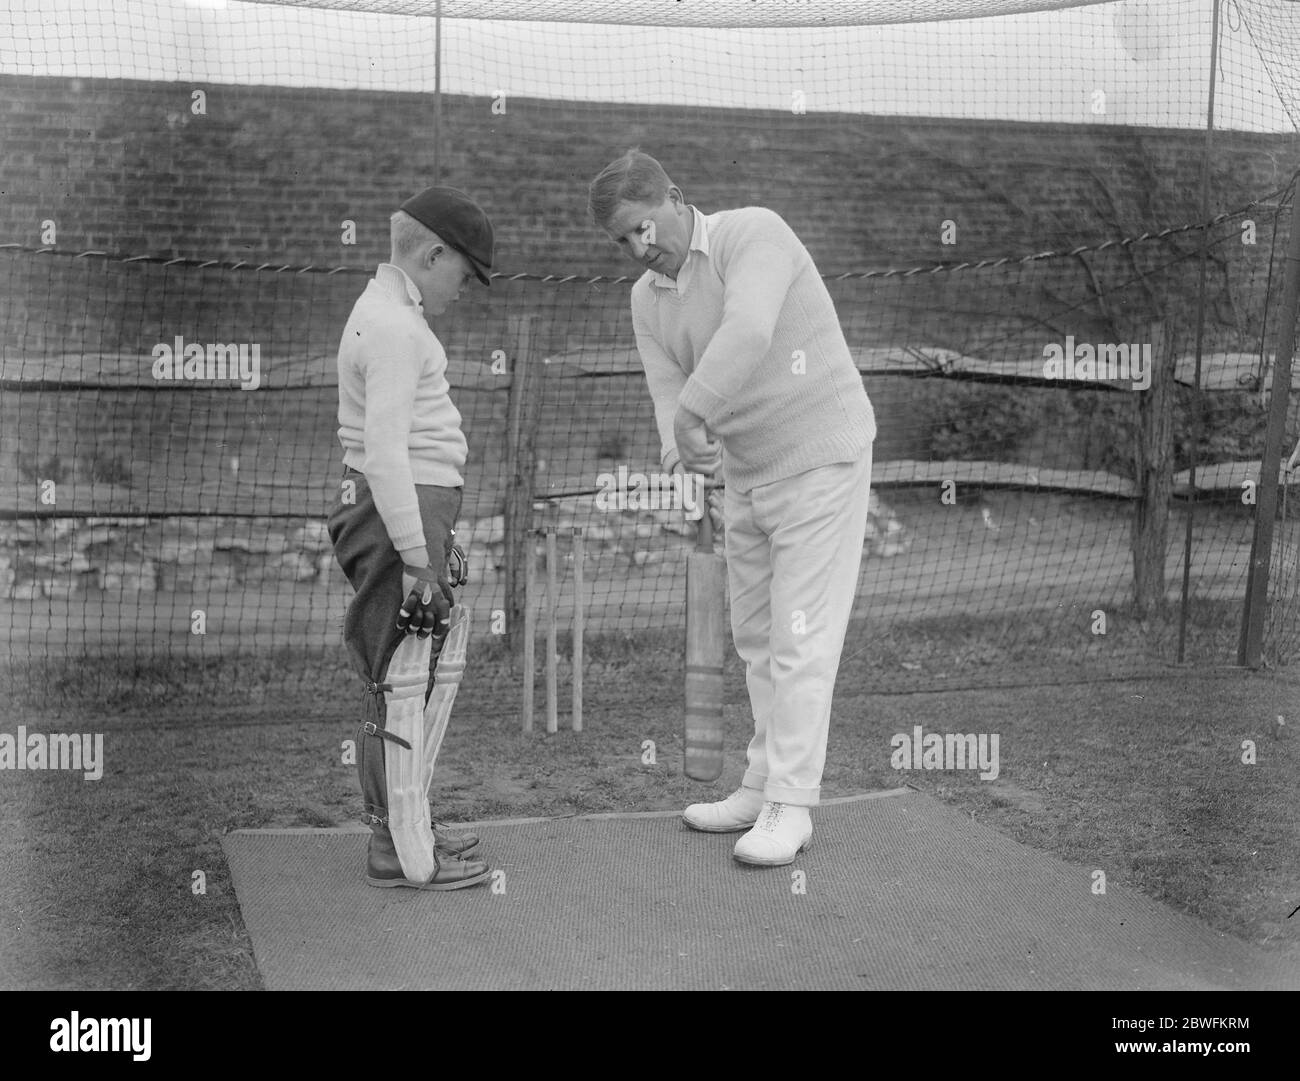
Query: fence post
1239 198 1300 667
504 313 541 662
1132 320 1177 616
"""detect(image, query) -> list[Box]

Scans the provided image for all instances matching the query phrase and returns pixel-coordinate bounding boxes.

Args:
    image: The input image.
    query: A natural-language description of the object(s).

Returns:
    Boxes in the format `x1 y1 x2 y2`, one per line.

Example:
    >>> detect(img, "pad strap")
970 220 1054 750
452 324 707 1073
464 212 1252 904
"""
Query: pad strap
360 721 411 751
358 674 431 751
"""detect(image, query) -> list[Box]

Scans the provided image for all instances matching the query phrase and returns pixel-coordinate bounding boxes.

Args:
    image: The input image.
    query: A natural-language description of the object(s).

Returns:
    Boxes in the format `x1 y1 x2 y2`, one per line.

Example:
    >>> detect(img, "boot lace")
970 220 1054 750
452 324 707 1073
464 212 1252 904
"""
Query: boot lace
758 802 785 830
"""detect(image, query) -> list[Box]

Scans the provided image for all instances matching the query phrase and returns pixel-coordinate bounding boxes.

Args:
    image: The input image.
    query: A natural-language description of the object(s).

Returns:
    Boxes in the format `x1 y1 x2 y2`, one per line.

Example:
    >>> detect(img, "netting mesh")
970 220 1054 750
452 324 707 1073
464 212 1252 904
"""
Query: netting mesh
0 0 1297 711
234 0 1121 24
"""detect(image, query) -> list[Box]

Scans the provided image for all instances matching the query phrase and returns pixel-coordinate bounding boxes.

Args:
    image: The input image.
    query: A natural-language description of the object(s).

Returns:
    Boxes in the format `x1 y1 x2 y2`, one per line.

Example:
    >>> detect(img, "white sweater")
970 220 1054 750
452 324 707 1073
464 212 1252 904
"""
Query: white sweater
632 206 875 492
336 264 467 552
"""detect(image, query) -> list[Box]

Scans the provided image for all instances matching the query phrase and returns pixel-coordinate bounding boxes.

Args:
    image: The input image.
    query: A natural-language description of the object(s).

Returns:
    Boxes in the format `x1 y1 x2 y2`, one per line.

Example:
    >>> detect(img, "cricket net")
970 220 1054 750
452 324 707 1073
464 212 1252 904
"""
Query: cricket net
1 0 1297 712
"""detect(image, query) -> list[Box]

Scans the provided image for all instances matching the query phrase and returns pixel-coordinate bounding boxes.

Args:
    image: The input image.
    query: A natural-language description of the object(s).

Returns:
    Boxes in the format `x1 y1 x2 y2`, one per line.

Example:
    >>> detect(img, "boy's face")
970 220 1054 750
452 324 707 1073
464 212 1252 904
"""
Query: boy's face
603 188 692 279
413 244 476 316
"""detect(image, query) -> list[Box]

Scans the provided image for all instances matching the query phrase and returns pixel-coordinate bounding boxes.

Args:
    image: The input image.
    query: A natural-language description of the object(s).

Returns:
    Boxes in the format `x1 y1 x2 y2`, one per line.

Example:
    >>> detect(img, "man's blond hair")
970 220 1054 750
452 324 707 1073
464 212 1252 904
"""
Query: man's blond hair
588 148 676 229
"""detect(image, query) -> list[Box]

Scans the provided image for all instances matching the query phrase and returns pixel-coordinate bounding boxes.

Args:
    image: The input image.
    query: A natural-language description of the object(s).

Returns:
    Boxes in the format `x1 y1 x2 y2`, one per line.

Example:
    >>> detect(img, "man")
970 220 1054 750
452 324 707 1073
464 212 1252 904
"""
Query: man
588 150 876 866
327 186 494 889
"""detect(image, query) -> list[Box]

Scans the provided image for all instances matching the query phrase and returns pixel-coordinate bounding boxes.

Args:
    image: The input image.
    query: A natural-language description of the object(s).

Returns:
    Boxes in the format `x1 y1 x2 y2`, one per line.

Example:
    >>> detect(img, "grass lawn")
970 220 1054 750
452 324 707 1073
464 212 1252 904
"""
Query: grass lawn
1 624 1297 990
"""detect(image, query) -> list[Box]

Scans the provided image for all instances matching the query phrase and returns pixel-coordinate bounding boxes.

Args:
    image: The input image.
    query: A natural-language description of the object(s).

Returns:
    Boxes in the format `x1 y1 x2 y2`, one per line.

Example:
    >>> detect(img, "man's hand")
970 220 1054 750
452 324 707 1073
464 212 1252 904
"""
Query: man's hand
398 564 454 639
673 406 721 477
705 482 724 536
672 460 725 537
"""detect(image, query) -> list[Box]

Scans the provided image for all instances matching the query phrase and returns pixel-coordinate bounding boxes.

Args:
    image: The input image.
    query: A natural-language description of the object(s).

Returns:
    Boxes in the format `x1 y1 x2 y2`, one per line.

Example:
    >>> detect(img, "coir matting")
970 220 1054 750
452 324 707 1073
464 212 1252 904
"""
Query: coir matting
221 790 1299 990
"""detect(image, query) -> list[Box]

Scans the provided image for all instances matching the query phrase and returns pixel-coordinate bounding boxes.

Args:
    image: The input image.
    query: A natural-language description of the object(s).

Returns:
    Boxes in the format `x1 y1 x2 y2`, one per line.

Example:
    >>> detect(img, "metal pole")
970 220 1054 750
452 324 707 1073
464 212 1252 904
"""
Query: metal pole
1178 0 1222 661
1238 185 1300 666
432 0 443 184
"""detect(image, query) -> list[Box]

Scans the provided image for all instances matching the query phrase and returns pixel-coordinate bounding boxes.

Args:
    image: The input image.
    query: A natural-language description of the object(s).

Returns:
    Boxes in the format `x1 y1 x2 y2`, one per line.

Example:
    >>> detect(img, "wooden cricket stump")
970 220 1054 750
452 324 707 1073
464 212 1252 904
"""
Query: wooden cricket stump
522 525 584 733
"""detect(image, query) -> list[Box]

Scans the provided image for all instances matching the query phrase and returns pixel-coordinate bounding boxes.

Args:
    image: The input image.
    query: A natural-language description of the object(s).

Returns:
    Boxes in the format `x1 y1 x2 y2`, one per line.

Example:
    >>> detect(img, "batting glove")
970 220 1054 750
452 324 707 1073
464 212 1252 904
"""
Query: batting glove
398 565 455 639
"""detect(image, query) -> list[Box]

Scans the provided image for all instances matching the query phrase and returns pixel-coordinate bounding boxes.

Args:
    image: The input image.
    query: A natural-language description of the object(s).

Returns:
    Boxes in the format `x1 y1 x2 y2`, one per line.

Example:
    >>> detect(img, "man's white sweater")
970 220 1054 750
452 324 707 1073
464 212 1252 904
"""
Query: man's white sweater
631 206 875 492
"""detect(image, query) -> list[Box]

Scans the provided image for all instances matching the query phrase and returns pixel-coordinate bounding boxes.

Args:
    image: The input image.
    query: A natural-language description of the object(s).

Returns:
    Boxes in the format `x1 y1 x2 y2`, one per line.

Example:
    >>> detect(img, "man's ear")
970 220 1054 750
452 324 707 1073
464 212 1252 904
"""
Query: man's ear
425 243 445 268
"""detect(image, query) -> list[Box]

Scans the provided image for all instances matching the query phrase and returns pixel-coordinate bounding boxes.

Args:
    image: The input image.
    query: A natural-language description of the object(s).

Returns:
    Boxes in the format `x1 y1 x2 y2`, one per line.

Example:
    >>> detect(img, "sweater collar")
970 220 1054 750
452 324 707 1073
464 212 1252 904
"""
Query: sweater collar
374 263 424 308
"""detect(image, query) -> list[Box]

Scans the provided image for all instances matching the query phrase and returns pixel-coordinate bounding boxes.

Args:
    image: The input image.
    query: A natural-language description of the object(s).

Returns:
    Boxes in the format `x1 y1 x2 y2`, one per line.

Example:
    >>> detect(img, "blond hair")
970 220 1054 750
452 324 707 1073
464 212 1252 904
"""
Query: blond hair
588 148 676 229
389 209 441 259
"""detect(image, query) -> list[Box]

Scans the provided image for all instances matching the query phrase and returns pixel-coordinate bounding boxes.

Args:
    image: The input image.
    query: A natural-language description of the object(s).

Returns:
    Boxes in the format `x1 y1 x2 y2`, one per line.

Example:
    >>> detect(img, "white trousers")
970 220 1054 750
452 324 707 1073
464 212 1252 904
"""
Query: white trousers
724 447 872 806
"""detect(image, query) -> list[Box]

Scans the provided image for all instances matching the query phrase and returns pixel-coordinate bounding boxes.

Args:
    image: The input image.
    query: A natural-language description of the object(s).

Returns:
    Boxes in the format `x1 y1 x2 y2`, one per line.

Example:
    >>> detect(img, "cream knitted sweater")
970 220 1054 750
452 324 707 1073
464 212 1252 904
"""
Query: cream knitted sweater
631 206 875 492
336 264 467 551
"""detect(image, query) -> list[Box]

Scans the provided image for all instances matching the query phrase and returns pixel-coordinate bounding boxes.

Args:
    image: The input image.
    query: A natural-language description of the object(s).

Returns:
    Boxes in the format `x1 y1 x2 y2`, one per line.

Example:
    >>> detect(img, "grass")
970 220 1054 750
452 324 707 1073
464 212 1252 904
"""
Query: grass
1 616 1297 989
4 592 1285 714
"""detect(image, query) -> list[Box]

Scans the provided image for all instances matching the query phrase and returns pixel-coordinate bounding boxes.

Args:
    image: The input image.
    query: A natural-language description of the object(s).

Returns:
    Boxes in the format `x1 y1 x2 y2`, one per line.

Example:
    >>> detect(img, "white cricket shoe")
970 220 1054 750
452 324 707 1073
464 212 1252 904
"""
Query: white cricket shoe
682 786 765 832
733 802 812 866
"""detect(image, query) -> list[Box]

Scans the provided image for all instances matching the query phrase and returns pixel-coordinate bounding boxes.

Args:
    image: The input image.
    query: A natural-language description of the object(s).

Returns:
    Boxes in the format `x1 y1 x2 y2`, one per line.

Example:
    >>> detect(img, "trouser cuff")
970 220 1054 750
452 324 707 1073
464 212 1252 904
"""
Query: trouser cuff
762 782 819 807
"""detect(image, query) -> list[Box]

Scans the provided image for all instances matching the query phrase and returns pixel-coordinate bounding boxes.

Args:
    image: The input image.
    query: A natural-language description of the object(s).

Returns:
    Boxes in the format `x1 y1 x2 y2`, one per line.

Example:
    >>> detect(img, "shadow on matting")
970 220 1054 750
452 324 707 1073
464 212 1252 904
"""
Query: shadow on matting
221 790 1298 991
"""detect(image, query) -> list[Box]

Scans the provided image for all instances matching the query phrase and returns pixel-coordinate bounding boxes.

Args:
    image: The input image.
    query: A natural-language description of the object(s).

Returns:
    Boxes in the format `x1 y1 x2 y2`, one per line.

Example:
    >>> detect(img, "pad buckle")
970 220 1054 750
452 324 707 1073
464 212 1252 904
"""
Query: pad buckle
360 720 413 751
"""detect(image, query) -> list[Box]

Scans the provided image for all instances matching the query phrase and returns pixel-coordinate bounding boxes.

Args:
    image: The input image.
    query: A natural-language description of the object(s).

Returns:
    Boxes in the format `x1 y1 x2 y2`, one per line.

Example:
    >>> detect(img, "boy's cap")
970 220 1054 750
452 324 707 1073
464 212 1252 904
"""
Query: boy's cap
399 186 495 286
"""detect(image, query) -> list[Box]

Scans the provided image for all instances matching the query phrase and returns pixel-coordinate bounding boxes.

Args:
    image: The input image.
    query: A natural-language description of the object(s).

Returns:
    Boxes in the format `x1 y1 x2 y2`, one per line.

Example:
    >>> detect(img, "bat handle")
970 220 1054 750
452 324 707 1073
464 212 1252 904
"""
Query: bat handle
698 508 712 552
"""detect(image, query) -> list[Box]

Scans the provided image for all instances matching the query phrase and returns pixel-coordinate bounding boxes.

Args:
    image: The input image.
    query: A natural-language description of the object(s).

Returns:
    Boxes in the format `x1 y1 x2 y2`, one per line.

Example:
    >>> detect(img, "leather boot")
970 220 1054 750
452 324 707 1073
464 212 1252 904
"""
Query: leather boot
365 825 491 890
431 819 481 858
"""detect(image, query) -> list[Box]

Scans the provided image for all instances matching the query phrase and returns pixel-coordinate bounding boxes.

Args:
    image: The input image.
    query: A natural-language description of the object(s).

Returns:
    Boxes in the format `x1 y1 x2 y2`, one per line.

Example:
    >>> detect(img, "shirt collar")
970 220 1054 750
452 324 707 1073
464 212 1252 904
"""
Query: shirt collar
687 205 709 257
648 205 709 289
374 263 424 308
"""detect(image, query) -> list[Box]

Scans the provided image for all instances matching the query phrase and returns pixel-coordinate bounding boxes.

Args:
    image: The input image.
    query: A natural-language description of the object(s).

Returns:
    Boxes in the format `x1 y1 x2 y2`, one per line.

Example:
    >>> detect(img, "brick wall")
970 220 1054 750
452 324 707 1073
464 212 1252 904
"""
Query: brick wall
3 74 1295 273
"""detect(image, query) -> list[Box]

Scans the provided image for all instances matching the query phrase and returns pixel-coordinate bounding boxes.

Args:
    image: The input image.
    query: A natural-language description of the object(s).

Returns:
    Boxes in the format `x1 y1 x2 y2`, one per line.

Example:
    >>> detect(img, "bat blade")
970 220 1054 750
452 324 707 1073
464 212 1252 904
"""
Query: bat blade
684 513 725 781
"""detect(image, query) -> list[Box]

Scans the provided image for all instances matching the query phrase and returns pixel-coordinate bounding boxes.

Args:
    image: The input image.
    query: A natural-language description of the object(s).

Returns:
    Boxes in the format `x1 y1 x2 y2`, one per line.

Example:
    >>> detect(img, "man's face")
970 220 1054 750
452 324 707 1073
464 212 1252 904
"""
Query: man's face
412 244 476 316
604 189 692 279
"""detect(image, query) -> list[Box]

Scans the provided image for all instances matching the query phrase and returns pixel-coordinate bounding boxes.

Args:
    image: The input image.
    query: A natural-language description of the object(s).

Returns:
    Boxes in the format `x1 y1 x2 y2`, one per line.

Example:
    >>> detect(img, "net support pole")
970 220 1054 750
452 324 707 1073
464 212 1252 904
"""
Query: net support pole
1238 189 1300 667
1177 0 1222 661
505 313 541 664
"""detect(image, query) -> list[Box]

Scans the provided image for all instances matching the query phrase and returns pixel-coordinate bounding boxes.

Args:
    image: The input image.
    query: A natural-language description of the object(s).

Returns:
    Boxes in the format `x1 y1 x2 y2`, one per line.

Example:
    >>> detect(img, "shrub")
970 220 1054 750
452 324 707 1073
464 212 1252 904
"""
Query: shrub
927 381 1040 461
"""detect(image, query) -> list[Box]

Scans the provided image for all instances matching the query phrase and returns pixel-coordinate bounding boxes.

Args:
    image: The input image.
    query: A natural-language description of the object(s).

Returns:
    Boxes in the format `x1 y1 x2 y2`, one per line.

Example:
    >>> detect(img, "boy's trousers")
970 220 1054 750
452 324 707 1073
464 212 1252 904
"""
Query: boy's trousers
723 447 872 806
327 467 461 829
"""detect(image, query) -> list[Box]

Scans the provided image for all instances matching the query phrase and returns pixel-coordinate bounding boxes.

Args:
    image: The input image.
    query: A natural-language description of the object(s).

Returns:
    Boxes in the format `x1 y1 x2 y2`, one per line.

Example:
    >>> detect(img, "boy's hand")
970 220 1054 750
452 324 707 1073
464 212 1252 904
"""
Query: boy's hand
398 565 454 639
673 406 721 477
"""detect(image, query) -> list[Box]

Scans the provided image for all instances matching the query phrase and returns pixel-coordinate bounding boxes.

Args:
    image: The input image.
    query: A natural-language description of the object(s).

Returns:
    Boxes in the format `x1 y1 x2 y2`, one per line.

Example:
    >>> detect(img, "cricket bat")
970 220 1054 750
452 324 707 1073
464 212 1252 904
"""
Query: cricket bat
684 508 725 781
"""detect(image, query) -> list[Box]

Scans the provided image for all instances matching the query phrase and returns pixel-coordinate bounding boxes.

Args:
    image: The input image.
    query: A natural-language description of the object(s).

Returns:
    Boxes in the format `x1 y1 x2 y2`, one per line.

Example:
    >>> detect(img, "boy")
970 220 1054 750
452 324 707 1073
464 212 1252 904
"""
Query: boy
327 186 494 890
